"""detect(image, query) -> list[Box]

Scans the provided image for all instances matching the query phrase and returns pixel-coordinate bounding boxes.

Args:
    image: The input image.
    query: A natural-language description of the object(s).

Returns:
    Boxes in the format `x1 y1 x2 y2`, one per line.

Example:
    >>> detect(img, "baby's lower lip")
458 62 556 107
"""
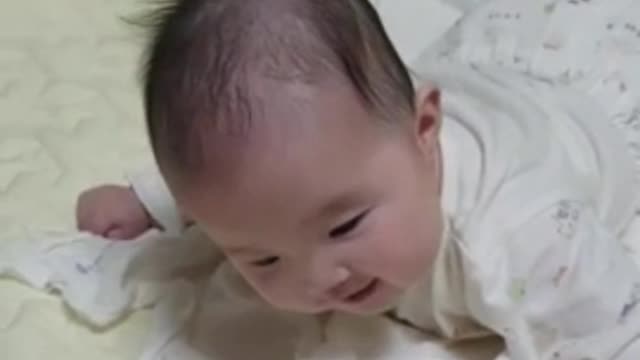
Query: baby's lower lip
345 279 379 303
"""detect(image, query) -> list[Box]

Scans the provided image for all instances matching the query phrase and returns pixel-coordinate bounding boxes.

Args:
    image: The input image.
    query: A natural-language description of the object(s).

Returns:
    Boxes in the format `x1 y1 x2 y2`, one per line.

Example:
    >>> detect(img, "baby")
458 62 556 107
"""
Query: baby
76 0 640 358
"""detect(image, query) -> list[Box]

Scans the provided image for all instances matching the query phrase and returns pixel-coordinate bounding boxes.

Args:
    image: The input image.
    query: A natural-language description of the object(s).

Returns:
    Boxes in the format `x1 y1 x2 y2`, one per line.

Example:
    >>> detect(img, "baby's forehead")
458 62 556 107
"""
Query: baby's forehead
179 81 392 192
179 129 391 241
249 75 374 128
209 79 383 171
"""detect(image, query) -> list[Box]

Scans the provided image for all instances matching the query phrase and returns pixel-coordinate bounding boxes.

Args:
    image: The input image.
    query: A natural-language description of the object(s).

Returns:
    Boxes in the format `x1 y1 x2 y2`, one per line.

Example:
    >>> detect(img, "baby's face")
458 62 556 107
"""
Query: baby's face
175 80 443 315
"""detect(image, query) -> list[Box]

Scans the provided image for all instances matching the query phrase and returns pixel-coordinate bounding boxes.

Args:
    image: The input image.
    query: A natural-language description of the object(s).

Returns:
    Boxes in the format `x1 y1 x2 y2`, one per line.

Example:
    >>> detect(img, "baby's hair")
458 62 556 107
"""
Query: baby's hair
141 0 415 179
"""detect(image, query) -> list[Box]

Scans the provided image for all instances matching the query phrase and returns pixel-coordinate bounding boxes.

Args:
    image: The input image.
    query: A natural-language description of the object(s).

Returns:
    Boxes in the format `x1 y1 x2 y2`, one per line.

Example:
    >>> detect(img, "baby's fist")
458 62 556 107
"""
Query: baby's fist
76 185 154 240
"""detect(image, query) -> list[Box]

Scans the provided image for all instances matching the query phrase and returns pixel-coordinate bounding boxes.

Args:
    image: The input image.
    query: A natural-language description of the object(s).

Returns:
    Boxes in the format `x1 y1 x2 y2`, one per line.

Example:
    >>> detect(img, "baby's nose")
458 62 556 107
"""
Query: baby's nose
307 266 351 300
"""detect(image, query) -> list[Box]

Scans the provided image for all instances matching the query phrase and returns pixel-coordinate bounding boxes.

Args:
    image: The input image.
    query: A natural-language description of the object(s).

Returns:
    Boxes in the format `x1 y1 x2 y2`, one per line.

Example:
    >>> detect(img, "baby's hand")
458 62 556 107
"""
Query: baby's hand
76 185 154 240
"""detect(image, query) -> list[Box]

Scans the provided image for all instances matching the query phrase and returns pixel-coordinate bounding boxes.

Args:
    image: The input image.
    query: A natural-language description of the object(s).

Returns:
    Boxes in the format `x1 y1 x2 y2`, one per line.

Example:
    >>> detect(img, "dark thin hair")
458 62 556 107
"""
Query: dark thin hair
140 0 415 180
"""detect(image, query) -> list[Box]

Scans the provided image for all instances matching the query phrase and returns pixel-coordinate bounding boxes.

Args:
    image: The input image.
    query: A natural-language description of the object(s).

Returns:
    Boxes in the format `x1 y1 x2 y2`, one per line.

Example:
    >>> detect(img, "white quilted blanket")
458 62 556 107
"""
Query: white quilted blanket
0 0 493 359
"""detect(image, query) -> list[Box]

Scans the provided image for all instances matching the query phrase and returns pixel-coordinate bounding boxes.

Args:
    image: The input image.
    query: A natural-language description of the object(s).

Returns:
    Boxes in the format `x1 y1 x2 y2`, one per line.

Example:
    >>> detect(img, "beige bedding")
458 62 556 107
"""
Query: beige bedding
0 0 461 358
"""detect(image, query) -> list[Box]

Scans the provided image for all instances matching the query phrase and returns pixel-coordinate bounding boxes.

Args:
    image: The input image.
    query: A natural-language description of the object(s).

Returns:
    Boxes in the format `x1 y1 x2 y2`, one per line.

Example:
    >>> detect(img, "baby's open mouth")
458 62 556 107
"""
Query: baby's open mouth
345 279 379 303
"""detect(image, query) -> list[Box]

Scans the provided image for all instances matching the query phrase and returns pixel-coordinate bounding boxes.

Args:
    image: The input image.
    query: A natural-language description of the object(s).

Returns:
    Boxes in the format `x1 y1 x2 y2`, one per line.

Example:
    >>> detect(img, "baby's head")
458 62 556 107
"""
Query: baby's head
143 0 443 314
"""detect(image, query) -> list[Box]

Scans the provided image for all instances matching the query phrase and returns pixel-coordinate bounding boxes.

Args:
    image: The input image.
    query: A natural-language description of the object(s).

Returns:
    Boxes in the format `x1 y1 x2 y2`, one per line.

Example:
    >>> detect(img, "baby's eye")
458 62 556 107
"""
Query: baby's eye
251 256 280 267
329 210 369 238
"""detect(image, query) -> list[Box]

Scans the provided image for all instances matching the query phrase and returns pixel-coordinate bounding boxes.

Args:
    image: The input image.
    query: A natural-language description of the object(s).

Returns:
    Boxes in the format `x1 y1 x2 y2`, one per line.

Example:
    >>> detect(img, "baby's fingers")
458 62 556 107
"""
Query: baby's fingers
76 211 114 237
105 226 141 241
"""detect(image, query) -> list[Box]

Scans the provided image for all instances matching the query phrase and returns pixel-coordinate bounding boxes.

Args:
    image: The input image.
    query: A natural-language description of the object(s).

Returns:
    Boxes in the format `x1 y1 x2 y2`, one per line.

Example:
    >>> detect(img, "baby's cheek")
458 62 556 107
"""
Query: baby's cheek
243 273 281 304
247 270 299 306
367 225 412 267
383 224 436 284
228 264 274 297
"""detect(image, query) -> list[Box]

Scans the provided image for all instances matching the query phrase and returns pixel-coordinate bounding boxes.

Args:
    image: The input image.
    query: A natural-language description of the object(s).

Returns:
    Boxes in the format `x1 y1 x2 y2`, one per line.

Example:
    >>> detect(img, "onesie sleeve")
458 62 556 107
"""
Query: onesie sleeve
126 165 186 236
464 200 640 360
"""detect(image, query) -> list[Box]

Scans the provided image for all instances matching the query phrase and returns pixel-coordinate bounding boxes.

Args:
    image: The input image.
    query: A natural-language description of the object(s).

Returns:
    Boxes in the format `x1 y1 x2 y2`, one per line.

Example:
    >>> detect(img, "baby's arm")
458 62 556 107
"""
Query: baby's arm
76 164 190 239
466 200 640 359
126 165 190 236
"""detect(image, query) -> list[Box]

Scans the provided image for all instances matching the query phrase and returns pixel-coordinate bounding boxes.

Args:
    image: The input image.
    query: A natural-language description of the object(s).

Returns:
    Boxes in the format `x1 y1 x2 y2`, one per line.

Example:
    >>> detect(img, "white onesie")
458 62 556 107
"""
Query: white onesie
128 1 640 358
397 0 640 358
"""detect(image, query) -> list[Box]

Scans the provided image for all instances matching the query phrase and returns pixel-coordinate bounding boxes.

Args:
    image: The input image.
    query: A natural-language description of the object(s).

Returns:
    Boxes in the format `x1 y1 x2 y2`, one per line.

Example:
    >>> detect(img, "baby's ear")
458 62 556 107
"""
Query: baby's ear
413 86 442 147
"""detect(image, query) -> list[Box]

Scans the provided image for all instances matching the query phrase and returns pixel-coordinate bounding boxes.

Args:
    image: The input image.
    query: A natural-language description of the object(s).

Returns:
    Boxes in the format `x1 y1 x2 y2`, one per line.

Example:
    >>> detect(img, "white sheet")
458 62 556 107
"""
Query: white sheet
1 227 502 360
0 0 464 359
